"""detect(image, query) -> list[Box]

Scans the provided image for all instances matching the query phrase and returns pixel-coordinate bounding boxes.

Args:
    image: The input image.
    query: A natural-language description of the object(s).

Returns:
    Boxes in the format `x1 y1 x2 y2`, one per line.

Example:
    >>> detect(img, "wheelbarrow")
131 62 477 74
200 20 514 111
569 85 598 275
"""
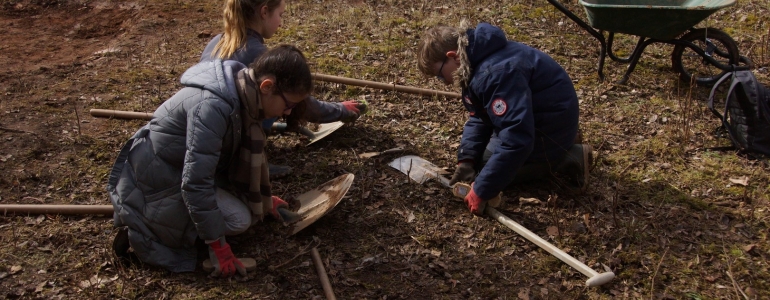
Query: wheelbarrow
547 0 752 86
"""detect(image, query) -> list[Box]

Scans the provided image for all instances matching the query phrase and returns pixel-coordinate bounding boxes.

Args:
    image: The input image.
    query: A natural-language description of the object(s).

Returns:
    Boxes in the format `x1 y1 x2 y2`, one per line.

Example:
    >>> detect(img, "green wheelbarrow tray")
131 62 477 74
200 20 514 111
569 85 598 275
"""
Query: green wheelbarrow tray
579 0 736 40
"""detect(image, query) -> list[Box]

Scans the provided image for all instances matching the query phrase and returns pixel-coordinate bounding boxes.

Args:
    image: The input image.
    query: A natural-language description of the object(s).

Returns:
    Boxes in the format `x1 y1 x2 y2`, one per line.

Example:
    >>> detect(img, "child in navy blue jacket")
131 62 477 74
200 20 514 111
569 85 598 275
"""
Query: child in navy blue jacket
417 22 592 215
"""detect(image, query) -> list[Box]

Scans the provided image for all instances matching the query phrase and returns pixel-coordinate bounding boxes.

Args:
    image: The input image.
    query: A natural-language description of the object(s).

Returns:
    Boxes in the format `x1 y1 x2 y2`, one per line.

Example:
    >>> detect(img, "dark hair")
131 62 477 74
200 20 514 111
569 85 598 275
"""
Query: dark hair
251 44 312 128
251 44 313 95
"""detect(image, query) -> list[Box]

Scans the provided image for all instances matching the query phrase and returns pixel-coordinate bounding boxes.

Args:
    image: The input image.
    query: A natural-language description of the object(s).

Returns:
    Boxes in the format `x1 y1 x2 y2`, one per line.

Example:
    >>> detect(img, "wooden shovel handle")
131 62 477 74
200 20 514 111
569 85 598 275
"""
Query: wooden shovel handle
0 204 113 215
310 247 336 300
450 181 613 286
311 73 460 98
90 109 153 120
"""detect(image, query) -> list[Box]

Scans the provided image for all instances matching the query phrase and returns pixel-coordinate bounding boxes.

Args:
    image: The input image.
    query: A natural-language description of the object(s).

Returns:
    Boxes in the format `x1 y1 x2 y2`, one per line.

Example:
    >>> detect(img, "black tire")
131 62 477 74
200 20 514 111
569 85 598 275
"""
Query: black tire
671 28 740 86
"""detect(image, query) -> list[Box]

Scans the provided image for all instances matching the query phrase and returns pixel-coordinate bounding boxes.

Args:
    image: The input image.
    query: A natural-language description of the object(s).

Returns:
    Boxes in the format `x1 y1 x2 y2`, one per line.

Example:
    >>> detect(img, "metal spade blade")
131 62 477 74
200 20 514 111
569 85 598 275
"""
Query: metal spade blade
299 121 346 145
286 173 354 235
387 155 452 187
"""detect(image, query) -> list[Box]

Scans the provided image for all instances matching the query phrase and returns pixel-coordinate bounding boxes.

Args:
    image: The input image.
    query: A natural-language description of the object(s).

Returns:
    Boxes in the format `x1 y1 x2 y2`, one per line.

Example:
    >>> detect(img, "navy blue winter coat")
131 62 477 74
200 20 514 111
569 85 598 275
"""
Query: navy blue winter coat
457 23 579 200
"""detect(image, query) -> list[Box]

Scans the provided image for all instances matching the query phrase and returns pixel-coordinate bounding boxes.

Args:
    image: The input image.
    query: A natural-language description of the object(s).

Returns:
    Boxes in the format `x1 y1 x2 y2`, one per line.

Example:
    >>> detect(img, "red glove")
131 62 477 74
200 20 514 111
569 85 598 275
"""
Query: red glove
207 237 246 277
340 100 367 123
270 196 289 221
464 183 487 216
341 100 362 114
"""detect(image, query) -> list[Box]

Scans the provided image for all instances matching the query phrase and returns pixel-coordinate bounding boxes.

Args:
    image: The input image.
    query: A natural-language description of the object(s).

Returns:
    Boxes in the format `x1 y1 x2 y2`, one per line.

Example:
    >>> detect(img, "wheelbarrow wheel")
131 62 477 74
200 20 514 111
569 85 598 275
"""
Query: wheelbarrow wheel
671 28 740 86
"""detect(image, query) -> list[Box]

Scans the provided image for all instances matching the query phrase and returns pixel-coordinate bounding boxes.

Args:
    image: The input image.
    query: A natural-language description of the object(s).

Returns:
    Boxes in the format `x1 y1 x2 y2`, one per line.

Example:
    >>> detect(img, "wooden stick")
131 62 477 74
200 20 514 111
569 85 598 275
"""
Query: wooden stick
311 73 460 98
0 204 113 215
90 74 460 121
310 247 336 300
90 109 153 120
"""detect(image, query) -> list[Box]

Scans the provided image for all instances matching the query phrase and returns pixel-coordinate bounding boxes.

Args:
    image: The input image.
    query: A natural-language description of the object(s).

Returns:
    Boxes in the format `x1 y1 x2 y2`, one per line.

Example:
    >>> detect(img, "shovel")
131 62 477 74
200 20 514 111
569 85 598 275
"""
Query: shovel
386 155 452 185
285 173 355 235
387 156 614 287
90 109 346 146
298 121 345 145
202 173 353 272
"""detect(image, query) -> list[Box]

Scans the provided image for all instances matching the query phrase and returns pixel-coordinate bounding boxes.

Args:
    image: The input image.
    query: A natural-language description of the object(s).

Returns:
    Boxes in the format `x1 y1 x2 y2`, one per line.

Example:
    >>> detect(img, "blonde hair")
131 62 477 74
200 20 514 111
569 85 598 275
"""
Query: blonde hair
416 25 461 76
213 0 283 60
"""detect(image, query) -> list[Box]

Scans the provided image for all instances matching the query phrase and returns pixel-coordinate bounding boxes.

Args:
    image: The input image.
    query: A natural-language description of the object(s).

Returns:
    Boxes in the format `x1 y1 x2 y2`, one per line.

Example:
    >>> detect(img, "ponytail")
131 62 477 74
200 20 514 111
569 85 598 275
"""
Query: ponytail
212 0 284 60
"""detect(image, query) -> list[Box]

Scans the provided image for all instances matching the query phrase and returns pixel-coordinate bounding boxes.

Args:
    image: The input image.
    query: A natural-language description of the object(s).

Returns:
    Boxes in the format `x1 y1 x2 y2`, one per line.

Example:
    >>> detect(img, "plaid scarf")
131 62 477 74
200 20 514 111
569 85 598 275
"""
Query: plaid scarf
231 68 273 221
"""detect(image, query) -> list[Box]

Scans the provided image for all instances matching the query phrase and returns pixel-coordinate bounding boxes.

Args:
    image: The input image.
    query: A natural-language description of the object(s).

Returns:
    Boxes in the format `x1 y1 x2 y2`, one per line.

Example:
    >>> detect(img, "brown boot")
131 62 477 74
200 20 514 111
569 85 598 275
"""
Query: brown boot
556 144 593 190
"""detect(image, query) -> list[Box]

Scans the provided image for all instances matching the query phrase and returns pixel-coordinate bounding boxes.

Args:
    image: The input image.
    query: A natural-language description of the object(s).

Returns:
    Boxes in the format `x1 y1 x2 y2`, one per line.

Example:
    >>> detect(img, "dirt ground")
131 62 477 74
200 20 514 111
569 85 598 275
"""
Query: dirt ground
1 0 770 299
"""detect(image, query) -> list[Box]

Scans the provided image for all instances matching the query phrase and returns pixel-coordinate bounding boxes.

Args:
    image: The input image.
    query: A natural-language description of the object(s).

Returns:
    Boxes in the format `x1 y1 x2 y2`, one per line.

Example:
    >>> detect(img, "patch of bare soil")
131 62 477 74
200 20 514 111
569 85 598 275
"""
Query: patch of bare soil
2 0 769 299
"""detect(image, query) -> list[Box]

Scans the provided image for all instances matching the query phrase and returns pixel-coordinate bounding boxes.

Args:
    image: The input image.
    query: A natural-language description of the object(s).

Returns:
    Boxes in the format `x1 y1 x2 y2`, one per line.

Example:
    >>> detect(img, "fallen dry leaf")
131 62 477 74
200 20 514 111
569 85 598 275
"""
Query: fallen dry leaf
518 288 531 300
546 226 559 237
10 265 22 275
729 176 749 186
519 197 541 205
745 287 758 297
79 275 118 289
358 152 380 158
743 244 758 255
583 214 592 232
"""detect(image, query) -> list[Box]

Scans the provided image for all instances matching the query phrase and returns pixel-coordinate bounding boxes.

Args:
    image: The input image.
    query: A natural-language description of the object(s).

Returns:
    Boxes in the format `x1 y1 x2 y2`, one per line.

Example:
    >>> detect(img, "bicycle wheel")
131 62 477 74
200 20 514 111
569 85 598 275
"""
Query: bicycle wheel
671 28 740 86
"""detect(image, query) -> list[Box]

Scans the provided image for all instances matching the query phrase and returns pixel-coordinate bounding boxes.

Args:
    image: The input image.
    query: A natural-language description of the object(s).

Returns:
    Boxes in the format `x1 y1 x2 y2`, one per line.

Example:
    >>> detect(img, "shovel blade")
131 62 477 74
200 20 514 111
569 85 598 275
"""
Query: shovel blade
387 155 451 186
286 173 354 235
307 121 345 145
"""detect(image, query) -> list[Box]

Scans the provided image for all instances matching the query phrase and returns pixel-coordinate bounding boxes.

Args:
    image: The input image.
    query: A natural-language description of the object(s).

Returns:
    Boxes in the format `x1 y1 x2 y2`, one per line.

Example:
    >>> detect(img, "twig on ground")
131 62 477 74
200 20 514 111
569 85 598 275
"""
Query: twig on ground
267 239 320 271
614 160 638 228
727 269 750 300
649 247 668 300
0 127 36 135
74 99 82 136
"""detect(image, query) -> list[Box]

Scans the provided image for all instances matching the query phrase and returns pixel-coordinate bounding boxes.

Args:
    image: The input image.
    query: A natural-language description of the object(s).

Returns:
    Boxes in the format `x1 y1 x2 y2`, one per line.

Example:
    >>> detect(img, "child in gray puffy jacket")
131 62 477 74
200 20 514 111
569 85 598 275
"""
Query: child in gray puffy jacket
110 45 311 277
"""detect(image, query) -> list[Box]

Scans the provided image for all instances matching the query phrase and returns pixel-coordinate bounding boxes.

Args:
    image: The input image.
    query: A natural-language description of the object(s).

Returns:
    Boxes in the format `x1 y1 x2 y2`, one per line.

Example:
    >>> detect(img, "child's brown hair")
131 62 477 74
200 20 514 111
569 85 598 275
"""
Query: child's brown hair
416 25 461 76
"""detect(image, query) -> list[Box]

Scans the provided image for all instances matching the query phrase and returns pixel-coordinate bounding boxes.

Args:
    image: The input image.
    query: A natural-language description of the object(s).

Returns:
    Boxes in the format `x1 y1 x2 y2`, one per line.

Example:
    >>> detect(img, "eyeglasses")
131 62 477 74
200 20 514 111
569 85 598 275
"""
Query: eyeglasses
436 57 448 82
278 91 298 110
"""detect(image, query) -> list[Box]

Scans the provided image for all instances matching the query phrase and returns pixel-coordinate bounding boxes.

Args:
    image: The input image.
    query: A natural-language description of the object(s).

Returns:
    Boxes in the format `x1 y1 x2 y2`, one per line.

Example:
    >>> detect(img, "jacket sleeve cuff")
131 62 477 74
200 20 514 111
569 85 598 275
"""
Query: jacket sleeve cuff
458 159 474 165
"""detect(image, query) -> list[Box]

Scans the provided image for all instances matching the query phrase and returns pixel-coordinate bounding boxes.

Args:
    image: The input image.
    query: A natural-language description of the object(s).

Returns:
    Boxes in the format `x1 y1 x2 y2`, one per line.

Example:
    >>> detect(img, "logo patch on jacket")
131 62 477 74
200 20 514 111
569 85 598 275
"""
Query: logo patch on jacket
492 99 507 116
464 96 472 104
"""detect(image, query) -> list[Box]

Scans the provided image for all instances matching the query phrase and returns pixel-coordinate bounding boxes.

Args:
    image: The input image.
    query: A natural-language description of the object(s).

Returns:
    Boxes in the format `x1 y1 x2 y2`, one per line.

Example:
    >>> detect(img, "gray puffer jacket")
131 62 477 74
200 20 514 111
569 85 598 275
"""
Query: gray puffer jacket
108 59 246 272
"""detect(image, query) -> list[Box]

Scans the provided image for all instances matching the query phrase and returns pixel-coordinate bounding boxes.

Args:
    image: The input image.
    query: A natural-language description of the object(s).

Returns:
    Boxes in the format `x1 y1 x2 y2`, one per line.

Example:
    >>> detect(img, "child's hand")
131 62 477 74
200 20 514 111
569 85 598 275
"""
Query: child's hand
463 183 486 216
449 161 476 185
270 196 289 221
340 100 367 123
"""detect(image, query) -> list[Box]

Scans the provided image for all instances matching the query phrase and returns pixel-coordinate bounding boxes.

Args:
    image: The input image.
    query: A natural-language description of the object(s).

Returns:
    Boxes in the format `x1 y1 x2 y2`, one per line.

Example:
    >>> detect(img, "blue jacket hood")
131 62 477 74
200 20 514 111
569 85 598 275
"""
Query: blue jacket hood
465 23 508 68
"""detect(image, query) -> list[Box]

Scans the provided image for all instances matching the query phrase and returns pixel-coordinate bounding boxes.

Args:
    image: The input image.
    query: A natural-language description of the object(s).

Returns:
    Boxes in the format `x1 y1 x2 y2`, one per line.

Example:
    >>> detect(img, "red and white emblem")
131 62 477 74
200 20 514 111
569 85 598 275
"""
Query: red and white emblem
464 96 472 104
491 99 507 116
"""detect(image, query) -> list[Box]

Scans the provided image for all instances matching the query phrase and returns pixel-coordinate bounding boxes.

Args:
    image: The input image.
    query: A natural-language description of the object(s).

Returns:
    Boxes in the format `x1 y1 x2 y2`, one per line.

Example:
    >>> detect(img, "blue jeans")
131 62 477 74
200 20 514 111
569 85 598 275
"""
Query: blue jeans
262 118 277 133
